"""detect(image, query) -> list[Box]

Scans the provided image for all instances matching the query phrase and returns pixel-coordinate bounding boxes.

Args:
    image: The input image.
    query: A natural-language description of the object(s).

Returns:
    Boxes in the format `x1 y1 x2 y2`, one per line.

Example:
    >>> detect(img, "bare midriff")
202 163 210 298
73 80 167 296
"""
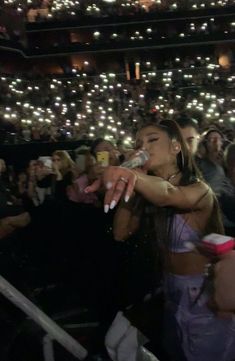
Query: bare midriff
166 252 209 275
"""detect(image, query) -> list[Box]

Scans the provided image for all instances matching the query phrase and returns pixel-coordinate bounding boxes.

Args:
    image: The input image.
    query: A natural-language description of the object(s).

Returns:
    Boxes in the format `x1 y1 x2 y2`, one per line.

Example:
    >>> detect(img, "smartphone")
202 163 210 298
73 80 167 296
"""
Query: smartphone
96 151 109 167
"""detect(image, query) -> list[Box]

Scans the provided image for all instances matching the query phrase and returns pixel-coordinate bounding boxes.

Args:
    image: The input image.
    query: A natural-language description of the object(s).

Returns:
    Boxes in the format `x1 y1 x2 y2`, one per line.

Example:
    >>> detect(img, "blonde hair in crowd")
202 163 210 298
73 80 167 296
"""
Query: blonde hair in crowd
52 150 77 176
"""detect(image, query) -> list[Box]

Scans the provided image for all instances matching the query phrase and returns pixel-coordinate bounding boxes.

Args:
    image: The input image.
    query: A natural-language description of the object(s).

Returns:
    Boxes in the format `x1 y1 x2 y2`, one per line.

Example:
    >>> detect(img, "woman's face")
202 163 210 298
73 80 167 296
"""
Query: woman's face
29 160 37 169
136 126 179 173
52 155 62 170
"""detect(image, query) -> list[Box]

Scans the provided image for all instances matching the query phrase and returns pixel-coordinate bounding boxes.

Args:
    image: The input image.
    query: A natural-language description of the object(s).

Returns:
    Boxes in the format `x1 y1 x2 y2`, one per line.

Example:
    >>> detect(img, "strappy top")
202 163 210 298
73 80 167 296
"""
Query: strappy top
169 214 201 253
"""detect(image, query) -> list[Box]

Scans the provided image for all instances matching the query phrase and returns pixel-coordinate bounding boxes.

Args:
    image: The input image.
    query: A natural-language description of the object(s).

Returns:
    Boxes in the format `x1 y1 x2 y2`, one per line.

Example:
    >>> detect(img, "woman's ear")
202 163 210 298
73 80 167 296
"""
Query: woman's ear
171 140 181 155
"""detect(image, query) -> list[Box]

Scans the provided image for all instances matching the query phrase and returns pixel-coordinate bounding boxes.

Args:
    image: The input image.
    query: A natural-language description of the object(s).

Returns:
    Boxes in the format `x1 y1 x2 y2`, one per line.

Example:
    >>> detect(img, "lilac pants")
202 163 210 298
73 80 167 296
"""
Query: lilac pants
163 273 235 361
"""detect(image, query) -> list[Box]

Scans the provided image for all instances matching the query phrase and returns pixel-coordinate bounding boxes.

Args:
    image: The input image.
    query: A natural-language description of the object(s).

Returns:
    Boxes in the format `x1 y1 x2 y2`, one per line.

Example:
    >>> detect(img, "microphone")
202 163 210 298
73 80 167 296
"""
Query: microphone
120 150 149 169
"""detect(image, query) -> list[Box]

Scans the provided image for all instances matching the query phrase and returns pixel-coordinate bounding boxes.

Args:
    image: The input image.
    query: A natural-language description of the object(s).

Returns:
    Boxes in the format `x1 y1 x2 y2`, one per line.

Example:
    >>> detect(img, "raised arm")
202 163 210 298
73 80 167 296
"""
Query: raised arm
100 167 212 212
0 212 31 239
133 172 211 210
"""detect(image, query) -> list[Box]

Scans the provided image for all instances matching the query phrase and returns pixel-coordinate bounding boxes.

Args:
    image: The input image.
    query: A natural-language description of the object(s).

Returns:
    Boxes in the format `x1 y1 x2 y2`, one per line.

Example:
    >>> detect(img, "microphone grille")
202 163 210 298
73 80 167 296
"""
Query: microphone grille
138 150 149 162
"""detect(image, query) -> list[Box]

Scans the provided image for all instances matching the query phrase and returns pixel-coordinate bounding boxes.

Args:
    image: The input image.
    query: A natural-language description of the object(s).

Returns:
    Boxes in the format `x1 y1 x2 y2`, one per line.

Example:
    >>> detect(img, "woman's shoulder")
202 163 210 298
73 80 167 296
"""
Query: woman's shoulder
184 179 211 193
179 179 214 210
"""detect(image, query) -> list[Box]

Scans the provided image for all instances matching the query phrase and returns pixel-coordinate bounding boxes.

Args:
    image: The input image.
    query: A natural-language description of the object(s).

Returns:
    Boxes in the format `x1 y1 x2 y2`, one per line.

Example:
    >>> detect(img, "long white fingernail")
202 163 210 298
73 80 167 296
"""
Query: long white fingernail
110 200 117 209
106 182 112 190
125 195 130 203
104 204 109 213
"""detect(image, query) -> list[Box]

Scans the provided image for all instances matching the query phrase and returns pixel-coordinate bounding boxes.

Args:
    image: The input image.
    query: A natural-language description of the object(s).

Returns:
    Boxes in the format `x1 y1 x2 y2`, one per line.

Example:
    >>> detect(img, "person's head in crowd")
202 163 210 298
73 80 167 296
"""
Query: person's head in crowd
75 146 95 174
0 159 6 175
17 171 27 185
29 160 37 168
225 143 235 186
116 139 134 163
196 140 207 159
52 150 76 176
39 157 53 170
35 157 53 179
136 119 200 184
203 128 224 158
27 159 37 179
176 117 200 155
90 138 121 166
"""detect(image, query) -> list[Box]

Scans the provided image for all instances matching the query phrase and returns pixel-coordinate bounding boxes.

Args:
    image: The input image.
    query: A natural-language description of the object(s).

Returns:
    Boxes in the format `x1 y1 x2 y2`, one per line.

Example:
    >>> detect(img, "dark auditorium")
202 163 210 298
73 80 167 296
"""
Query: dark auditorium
0 0 235 360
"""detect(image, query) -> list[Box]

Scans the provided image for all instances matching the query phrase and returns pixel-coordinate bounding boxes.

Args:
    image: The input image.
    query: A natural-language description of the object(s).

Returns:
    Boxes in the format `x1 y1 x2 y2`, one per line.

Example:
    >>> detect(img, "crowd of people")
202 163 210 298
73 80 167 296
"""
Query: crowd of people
0 116 235 359
2 0 234 23
0 56 234 146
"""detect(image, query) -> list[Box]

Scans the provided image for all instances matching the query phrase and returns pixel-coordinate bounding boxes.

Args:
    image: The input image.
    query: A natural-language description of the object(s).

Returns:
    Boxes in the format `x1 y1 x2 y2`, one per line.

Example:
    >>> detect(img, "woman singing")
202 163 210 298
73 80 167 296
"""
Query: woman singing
86 120 235 361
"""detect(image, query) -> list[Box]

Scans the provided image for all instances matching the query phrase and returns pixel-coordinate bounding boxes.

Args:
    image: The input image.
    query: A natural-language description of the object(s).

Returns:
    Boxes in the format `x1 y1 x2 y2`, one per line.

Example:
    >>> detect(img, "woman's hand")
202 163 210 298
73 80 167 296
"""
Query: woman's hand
85 166 138 212
52 163 62 180
7 212 31 228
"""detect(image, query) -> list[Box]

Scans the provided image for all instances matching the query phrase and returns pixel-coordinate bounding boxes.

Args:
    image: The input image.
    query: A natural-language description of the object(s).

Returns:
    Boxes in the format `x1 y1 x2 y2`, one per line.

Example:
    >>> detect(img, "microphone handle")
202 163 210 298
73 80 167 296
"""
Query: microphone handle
120 158 142 169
